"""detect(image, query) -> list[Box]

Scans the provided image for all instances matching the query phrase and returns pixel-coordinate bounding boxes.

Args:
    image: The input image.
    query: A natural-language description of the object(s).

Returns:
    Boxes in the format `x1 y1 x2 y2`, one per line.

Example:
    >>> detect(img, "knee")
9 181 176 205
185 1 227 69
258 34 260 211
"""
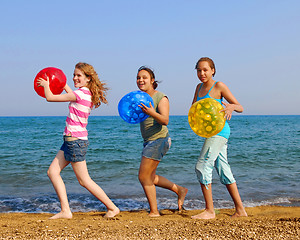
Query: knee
195 165 203 181
138 172 146 184
47 169 51 179
153 175 159 185
138 172 152 185
77 177 92 188
220 175 236 185
195 162 204 176
47 167 59 179
195 163 212 185
77 179 85 187
215 163 235 185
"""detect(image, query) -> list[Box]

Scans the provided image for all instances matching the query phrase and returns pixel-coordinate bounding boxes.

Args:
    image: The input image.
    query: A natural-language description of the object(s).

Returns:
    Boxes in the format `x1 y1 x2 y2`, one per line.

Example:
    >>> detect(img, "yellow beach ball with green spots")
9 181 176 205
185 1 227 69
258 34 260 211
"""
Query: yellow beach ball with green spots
188 98 225 138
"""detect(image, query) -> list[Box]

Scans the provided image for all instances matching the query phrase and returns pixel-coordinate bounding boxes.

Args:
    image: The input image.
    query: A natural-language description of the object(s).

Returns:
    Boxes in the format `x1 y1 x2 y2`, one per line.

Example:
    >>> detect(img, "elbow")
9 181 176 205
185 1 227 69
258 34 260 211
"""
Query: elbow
45 96 55 102
161 118 169 126
162 121 168 126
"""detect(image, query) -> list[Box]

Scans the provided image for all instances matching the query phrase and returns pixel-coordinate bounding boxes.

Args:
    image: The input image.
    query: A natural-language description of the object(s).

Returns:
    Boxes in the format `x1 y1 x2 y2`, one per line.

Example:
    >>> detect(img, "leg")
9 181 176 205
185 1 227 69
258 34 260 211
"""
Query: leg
153 175 188 210
139 157 188 215
71 161 119 218
47 150 72 219
138 157 160 216
226 183 247 217
192 136 225 219
191 183 215 219
213 141 247 218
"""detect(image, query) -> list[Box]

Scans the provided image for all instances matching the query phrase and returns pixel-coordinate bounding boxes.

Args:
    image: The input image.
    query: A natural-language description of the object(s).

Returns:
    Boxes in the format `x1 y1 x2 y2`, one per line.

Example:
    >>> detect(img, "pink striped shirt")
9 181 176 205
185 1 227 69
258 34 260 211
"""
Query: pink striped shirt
63 87 92 140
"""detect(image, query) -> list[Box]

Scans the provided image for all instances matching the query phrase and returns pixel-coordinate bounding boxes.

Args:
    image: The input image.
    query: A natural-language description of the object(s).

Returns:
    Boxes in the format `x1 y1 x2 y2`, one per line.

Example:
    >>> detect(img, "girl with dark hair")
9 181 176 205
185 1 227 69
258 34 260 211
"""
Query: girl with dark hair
136 66 188 217
191 57 247 219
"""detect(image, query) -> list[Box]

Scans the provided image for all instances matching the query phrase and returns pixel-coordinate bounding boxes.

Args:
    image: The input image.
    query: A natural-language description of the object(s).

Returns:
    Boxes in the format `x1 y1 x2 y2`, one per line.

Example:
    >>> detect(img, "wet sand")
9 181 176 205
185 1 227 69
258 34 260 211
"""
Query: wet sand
0 206 299 239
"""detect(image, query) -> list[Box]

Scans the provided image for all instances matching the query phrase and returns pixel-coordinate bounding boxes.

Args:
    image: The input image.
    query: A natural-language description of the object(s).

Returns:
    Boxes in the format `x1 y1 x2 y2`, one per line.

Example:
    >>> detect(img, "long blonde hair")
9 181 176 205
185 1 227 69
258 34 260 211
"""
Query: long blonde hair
75 62 108 108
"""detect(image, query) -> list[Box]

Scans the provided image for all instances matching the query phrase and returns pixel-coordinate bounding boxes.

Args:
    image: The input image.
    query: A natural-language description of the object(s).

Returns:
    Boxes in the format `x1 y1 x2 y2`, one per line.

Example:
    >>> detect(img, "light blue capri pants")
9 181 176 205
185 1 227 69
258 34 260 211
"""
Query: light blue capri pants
195 135 236 187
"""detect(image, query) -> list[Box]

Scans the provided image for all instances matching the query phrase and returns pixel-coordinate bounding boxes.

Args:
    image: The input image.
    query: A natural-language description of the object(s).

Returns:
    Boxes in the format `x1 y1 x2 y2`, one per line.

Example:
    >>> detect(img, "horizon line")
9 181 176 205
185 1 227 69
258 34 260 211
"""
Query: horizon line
0 114 299 118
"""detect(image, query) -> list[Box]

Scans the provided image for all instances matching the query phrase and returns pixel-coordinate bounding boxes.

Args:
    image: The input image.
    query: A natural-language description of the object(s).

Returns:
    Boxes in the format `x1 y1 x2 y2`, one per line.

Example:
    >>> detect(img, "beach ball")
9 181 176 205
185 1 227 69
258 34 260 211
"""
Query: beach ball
118 90 154 124
188 98 225 138
34 67 67 98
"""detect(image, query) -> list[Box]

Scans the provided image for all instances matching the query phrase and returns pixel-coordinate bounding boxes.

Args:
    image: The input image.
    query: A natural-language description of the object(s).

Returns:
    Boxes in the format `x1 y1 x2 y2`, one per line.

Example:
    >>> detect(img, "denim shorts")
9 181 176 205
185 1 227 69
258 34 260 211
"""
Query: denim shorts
142 136 171 161
195 135 236 186
60 138 89 162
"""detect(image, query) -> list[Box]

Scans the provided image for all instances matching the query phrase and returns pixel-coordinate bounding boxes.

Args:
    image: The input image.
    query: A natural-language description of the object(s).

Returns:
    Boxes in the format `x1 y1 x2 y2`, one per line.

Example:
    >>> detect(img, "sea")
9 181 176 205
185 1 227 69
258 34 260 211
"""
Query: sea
0 115 299 213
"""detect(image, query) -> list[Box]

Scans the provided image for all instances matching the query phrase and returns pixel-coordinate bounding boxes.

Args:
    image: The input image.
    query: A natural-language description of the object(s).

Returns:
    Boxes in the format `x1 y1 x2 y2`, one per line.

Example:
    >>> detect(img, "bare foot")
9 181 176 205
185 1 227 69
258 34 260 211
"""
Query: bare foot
178 186 188 210
231 208 248 218
49 211 72 219
104 207 120 218
149 212 160 217
191 210 215 219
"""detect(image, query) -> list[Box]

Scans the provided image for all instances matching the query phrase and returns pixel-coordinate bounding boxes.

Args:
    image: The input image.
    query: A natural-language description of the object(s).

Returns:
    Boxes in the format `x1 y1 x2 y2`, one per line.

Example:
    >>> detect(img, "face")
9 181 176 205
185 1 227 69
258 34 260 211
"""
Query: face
73 68 90 88
196 61 215 83
136 70 154 92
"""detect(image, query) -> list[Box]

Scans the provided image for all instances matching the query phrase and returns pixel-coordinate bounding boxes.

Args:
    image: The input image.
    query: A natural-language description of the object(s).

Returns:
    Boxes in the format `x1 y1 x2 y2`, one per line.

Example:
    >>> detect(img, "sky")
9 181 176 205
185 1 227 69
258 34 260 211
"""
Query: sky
1 0 299 116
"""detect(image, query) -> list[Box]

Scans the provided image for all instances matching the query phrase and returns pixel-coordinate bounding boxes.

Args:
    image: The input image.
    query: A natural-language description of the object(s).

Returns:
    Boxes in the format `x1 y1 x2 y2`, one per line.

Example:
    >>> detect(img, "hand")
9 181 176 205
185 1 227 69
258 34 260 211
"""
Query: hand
36 76 50 88
220 102 234 120
139 102 155 116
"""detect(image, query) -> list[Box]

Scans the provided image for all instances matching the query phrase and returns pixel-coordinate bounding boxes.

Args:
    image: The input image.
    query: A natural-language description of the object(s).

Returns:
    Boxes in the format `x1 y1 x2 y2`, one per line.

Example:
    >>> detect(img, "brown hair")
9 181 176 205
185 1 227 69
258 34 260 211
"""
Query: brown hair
137 66 158 89
75 62 108 108
195 57 216 76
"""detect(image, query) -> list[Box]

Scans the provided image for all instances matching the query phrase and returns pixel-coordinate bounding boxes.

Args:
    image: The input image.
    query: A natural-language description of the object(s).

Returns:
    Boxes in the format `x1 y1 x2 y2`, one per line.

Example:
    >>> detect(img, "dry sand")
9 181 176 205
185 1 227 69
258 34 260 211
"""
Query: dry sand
0 206 299 239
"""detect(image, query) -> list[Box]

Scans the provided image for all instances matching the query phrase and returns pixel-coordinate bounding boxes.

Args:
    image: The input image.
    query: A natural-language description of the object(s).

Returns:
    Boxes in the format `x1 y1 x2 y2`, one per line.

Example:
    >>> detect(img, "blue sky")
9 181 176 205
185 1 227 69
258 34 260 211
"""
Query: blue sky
1 0 299 116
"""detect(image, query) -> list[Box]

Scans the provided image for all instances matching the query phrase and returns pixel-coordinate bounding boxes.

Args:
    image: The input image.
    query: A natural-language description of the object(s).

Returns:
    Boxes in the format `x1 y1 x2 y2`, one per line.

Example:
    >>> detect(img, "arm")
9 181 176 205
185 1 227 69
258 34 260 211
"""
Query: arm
37 77 76 102
216 82 243 120
139 96 169 126
63 83 73 94
192 84 200 104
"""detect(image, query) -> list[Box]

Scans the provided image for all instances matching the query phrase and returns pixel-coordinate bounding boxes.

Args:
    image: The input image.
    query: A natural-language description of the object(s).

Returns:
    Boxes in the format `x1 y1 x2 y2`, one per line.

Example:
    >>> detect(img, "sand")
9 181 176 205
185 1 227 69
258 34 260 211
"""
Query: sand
0 206 299 239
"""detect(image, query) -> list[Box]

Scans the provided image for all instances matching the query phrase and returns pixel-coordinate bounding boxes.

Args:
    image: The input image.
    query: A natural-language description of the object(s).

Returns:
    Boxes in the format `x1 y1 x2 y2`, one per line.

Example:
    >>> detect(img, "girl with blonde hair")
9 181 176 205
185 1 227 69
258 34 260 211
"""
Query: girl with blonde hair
37 62 119 219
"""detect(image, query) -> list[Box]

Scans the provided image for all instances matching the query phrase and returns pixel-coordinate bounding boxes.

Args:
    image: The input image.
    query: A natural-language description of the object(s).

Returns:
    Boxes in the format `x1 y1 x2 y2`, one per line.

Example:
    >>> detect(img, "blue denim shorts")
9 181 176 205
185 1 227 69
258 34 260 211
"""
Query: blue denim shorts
142 136 171 161
195 135 236 186
60 137 89 162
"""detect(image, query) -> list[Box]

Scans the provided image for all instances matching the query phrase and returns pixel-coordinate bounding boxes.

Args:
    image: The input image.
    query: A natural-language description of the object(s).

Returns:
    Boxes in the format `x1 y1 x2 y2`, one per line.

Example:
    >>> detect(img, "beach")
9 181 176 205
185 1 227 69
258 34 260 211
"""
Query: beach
1 206 299 239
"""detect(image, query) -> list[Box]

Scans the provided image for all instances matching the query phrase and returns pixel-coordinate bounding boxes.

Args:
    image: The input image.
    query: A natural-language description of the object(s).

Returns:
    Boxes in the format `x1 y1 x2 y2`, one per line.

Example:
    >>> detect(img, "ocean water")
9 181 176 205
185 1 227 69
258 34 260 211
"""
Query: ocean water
0 115 299 213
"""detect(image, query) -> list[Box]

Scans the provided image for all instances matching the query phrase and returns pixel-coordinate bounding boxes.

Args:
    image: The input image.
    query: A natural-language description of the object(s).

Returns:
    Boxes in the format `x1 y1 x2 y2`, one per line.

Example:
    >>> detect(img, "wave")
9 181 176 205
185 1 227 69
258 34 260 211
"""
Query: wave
1 194 299 214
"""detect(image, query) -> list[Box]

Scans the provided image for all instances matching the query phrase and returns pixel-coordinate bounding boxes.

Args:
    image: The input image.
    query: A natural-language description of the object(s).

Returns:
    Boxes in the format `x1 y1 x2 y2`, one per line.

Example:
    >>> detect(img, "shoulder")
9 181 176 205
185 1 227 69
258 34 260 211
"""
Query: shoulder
214 81 233 98
153 91 169 106
215 81 229 90
77 87 91 94
74 87 91 101
154 91 167 99
75 87 91 95
194 83 202 92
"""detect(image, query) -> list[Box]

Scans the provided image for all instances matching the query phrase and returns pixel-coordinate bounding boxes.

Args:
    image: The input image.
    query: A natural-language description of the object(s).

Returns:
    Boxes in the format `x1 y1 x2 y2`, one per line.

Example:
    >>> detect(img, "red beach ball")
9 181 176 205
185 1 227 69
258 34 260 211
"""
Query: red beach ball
34 67 67 98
